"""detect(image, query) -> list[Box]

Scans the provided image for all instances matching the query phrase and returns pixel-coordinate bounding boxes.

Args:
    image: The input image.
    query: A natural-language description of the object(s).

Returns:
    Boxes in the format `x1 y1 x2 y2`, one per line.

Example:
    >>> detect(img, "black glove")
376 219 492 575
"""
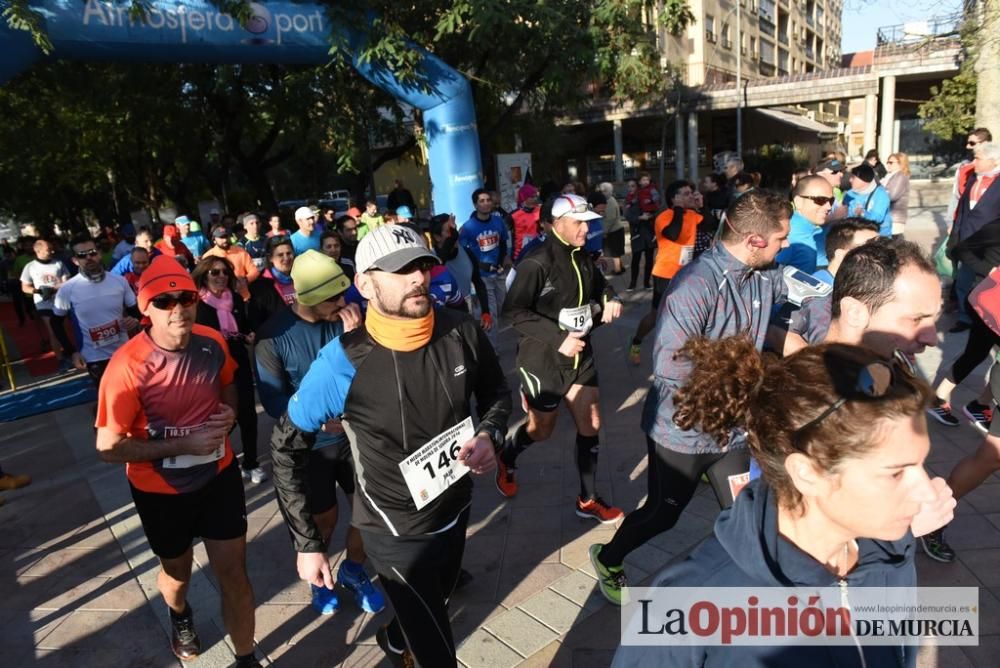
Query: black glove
38 286 56 301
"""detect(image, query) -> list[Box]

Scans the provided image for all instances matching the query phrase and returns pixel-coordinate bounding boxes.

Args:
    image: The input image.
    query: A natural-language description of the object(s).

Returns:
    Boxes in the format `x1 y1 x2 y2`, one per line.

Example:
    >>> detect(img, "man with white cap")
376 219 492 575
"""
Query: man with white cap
497 193 625 525
260 251 386 617
290 206 324 256
272 225 511 667
175 216 208 258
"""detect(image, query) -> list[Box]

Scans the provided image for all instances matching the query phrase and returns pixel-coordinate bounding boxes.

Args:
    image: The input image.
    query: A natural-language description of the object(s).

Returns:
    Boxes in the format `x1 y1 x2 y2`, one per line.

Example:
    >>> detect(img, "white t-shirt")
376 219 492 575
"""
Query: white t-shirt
53 273 136 363
20 259 70 310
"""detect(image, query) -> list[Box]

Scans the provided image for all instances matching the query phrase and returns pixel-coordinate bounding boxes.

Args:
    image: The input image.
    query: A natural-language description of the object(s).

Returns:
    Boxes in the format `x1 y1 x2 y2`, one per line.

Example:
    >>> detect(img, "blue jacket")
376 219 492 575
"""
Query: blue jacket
642 243 787 453
613 479 918 668
180 233 208 258
843 185 893 237
254 308 347 450
776 212 822 273
459 212 508 275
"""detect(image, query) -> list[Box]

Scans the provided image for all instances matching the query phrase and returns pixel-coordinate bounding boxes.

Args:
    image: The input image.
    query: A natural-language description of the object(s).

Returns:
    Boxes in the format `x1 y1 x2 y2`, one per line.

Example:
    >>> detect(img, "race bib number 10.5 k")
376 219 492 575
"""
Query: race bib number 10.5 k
398 417 474 510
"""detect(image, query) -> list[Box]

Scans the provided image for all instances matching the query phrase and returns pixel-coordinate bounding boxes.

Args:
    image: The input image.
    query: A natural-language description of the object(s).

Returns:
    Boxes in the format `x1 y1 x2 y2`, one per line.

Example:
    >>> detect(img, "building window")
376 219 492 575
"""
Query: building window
760 39 775 65
706 14 717 43
722 23 732 49
751 36 758 59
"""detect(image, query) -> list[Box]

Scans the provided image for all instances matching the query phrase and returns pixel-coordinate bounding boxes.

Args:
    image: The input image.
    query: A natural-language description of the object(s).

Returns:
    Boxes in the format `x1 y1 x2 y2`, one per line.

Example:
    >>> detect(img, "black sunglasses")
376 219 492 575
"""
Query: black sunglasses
150 291 198 310
208 268 230 277
393 257 437 275
791 360 903 450
967 140 980 147
75 249 100 258
798 195 836 206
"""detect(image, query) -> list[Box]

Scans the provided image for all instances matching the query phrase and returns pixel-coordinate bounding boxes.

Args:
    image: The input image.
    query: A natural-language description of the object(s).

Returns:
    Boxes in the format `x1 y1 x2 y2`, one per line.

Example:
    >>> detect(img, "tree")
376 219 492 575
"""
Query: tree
1 0 695 223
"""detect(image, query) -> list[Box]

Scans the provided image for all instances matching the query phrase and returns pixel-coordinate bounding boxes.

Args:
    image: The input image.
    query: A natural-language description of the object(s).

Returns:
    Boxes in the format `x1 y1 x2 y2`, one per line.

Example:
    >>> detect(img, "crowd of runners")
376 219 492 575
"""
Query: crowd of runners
2 128 999 666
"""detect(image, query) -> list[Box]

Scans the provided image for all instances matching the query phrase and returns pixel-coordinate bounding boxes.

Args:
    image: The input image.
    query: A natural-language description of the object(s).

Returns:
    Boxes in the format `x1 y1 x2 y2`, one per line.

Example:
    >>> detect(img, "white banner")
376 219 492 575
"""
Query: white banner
621 587 979 647
495 153 532 213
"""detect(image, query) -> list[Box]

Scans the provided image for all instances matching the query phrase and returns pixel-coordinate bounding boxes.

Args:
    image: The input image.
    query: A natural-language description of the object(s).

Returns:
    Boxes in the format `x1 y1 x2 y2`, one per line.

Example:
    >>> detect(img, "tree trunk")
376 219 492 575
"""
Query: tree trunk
975 0 1000 132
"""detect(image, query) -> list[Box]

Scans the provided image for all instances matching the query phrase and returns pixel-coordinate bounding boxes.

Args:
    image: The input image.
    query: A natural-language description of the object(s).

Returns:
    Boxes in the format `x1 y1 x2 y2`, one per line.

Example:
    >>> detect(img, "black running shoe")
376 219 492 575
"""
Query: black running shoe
926 398 960 427
920 529 956 563
963 401 993 434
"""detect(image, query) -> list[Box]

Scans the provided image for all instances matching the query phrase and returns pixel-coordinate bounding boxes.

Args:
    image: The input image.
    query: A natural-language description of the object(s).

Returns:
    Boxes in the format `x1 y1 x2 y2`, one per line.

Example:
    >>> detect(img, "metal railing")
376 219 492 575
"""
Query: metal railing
876 11 964 46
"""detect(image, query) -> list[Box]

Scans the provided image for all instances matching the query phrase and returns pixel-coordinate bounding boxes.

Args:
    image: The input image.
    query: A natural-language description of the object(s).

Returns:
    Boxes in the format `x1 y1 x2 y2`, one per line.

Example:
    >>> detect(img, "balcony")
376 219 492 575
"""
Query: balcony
876 11 963 46
759 62 776 76
759 19 775 37
706 30 717 43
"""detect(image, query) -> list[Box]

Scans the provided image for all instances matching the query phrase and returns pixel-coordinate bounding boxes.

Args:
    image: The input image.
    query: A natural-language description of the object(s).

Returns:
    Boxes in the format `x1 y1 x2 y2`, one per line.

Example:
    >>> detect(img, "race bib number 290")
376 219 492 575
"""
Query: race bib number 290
398 417 474 510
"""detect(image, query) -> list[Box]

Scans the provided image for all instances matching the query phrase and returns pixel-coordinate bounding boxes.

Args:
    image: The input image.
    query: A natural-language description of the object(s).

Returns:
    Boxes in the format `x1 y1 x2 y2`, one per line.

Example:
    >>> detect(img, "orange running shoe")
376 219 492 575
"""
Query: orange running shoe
495 457 518 498
576 496 624 524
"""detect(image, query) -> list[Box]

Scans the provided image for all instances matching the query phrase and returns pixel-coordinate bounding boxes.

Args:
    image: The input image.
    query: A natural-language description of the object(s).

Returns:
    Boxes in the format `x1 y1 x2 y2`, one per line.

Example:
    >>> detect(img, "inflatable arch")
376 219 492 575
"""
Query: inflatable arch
0 0 484 220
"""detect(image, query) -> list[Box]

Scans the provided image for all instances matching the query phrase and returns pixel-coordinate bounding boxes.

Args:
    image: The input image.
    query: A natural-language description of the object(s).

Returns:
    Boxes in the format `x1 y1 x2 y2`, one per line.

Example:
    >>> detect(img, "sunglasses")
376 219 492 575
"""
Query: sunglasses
791 359 903 450
150 291 198 310
798 195 836 206
208 268 230 277
392 257 437 275
967 141 980 147
74 249 100 259
557 196 591 215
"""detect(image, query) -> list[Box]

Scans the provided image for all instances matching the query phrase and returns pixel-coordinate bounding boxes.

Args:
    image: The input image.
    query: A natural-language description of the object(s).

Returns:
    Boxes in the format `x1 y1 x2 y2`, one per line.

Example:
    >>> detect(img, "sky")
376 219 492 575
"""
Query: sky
840 0 965 54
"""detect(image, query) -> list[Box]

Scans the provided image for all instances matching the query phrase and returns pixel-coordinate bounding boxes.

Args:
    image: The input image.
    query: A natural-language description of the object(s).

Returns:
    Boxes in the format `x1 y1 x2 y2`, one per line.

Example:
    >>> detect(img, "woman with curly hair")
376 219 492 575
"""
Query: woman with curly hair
613 337 956 667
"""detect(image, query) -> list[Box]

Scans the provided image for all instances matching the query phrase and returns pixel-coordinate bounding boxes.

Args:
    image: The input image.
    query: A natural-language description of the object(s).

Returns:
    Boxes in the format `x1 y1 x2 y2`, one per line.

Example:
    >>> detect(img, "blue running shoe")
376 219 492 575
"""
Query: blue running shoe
337 560 386 614
310 583 339 615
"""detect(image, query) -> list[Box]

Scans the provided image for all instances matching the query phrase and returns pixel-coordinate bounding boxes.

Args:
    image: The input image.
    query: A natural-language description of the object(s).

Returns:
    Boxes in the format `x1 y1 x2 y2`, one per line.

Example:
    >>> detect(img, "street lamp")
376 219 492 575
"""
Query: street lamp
736 0 743 157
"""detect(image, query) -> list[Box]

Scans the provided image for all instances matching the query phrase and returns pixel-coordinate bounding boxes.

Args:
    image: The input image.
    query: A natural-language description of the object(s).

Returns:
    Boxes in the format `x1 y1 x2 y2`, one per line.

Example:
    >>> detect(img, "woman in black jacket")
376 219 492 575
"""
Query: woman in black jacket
192 256 264 483
247 236 296 333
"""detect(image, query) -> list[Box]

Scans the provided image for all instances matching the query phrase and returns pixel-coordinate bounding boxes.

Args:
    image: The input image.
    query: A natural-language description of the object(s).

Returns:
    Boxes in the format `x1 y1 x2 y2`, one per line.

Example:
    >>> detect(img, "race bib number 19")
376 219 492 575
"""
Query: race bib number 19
558 305 594 335
398 417 474 510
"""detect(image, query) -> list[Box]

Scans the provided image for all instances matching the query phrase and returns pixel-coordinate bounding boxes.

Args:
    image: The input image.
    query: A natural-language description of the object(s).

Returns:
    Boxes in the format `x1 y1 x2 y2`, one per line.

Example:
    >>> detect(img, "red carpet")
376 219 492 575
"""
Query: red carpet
0 301 62 376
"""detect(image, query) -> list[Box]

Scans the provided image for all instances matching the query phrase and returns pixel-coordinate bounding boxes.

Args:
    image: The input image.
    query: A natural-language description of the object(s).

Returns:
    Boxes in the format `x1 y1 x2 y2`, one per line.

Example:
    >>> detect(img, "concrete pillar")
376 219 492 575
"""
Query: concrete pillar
687 112 699 182
612 119 624 183
975 0 1000 133
893 119 901 157
675 113 686 179
863 93 878 158
878 75 896 158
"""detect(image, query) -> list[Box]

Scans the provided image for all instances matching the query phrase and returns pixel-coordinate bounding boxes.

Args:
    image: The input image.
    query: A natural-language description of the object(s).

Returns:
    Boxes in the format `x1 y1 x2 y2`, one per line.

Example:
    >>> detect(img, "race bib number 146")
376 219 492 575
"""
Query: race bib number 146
398 417 474 510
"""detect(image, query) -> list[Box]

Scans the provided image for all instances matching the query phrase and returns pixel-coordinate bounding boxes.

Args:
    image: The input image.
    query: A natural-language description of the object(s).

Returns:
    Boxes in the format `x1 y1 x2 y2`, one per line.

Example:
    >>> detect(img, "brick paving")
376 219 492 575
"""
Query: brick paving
2 204 999 666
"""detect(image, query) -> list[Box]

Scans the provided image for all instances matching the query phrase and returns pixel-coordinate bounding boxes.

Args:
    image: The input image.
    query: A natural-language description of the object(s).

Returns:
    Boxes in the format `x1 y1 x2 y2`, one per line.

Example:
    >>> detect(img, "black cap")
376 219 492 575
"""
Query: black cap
851 163 876 184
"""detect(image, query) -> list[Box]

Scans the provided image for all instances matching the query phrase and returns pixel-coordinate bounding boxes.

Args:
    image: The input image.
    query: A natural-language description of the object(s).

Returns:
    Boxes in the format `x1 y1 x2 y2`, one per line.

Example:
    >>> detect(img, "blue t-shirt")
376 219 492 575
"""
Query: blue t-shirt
290 228 323 256
459 213 508 275
775 211 822 274
180 233 208 258
255 308 347 449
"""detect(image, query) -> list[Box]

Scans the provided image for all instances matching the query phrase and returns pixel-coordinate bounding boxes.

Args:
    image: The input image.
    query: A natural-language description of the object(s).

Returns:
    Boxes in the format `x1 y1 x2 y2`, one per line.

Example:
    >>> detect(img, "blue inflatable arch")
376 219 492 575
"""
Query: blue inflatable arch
0 0 484 219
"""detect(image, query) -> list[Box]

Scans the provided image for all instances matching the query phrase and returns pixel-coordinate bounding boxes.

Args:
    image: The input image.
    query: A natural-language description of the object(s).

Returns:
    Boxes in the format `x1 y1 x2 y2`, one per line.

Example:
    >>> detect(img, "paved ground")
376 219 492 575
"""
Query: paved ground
2 205 1000 667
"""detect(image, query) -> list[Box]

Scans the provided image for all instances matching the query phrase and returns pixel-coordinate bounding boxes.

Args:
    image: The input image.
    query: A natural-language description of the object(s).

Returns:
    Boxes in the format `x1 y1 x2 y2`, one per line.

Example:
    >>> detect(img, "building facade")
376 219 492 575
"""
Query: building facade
655 0 842 86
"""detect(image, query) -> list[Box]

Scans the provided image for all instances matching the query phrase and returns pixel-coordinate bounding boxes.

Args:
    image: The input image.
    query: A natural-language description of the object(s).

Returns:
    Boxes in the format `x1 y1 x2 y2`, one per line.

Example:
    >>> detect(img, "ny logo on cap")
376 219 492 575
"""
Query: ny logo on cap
392 228 415 245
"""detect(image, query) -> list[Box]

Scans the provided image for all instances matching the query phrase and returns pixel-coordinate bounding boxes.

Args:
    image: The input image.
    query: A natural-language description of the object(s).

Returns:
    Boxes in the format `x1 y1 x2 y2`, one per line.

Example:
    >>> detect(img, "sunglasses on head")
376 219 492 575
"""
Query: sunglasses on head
791 359 904 451
557 196 590 215
74 249 100 259
798 195 836 206
208 268 230 277
150 291 198 310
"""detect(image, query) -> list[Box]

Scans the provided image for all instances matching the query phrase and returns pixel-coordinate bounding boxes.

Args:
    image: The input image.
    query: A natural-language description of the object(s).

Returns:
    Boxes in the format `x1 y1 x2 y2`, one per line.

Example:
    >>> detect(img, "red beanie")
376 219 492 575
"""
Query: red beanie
138 256 197 312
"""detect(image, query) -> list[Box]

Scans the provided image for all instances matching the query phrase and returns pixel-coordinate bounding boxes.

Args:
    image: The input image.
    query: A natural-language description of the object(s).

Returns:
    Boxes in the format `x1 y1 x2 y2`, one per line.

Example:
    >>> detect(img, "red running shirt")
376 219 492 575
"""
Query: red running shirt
96 324 237 494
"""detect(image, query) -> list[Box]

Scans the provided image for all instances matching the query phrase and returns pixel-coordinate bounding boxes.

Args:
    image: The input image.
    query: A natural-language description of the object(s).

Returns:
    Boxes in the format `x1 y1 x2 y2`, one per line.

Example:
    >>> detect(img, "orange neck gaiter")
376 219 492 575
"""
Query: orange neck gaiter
366 305 434 352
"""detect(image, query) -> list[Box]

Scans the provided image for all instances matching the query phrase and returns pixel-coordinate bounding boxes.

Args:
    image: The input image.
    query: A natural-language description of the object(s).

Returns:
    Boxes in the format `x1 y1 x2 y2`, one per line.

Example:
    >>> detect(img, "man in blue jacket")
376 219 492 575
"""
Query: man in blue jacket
459 188 510 347
842 164 892 237
776 175 835 273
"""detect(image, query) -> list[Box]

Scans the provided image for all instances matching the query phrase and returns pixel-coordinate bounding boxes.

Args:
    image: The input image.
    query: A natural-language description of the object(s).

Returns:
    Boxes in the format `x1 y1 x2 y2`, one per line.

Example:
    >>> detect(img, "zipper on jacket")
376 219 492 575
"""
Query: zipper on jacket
570 246 583 370
392 351 409 452
839 578 867 668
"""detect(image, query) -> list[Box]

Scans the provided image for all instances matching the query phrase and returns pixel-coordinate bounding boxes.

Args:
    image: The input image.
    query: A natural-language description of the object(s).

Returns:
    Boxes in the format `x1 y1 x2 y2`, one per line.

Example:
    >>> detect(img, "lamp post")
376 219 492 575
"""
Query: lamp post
736 0 743 157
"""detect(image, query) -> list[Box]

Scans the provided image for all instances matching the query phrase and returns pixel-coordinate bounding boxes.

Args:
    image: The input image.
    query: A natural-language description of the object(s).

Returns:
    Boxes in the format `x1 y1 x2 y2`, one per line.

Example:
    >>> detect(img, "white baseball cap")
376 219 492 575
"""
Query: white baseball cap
550 193 601 221
355 224 439 274
294 206 317 221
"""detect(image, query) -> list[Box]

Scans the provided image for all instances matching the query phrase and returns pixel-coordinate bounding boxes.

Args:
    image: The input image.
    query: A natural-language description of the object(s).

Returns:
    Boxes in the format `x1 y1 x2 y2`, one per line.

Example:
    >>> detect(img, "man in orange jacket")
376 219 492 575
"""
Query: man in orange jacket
202 224 260 299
